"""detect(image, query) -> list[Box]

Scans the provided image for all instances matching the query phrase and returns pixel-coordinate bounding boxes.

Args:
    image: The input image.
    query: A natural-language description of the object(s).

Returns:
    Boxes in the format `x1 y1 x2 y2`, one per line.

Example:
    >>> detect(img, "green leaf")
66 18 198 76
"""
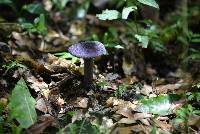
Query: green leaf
122 6 137 19
136 94 180 115
197 83 200 88
66 119 99 134
52 0 69 10
54 52 79 63
8 78 37 128
35 14 47 35
137 0 159 9
105 43 124 49
23 3 46 14
135 34 149 48
96 9 120 20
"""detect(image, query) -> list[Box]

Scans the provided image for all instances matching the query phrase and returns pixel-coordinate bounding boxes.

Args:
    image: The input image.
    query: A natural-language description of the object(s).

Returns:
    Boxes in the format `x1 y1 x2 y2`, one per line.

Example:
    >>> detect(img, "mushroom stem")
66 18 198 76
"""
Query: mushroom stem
84 58 93 88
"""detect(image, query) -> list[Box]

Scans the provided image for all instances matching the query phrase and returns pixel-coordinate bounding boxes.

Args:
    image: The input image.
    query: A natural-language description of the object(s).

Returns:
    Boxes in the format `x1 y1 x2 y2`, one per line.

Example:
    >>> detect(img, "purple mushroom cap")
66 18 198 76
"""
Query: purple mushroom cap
68 41 106 58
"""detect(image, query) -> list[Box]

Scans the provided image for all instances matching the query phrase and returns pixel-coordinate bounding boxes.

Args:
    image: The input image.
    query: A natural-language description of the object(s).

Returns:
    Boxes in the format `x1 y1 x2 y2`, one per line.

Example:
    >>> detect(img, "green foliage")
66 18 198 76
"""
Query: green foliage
114 85 127 97
135 34 149 48
103 28 124 49
59 118 100 134
136 0 159 9
183 48 200 63
186 91 200 102
23 3 46 15
96 81 109 89
52 0 69 10
75 0 91 19
96 0 160 50
96 10 120 20
20 14 47 35
96 6 137 20
136 94 180 115
173 104 200 131
2 61 26 75
8 78 37 129
54 52 79 64
189 32 200 43
197 83 200 89
122 6 137 19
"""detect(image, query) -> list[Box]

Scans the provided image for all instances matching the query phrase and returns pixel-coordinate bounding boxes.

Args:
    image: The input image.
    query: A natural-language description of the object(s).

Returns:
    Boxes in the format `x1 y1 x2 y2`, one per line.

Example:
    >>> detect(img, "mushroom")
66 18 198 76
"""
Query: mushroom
68 41 106 88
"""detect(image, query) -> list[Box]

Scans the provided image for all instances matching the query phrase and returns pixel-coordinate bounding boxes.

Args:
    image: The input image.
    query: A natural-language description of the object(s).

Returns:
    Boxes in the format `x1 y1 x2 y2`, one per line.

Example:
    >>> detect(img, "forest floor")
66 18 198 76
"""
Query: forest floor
0 1 200 134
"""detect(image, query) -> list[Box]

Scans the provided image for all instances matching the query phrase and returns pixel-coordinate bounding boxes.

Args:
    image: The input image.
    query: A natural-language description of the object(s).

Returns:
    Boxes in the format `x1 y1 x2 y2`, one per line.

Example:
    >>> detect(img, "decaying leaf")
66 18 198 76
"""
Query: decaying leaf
74 97 88 108
106 97 137 110
35 98 48 113
118 118 136 124
26 114 57 134
26 75 49 93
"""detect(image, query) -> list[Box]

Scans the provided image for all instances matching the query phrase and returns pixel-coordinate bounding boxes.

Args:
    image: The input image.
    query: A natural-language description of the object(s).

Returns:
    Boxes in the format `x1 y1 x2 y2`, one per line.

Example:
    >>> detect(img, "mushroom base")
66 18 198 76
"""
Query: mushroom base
84 58 93 89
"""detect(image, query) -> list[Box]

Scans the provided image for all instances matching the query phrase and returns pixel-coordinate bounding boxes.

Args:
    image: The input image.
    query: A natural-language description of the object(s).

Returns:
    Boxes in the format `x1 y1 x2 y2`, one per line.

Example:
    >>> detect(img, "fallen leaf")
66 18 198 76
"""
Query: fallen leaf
35 98 48 113
26 75 49 92
116 107 134 118
75 97 88 108
118 118 136 124
26 114 56 134
155 83 182 94
140 84 153 96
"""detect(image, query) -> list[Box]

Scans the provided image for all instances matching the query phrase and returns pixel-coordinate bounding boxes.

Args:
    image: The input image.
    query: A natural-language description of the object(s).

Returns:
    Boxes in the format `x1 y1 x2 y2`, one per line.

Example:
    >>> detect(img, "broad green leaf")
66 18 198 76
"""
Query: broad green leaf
136 94 180 115
54 52 79 63
122 6 137 19
35 14 47 35
8 78 37 128
23 3 46 14
52 0 69 10
96 9 120 20
137 0 159 9
135 34 149 48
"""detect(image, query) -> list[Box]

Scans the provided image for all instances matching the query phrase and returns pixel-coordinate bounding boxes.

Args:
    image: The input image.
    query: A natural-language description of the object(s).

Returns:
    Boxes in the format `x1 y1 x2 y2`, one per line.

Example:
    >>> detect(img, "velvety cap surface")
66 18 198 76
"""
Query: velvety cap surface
68 41 106 58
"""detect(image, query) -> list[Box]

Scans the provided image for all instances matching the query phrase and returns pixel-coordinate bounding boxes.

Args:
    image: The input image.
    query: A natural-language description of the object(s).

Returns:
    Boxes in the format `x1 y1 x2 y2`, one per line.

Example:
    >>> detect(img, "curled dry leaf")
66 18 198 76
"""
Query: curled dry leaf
106 97 137 110
76 97 88 108
26 75 49 93
35 98 48 113
116 107 134 119
154 119 172 130
139 118 150 126
133 113 152 120
44 53 76 73
155 83 182 94
118 118 136 124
